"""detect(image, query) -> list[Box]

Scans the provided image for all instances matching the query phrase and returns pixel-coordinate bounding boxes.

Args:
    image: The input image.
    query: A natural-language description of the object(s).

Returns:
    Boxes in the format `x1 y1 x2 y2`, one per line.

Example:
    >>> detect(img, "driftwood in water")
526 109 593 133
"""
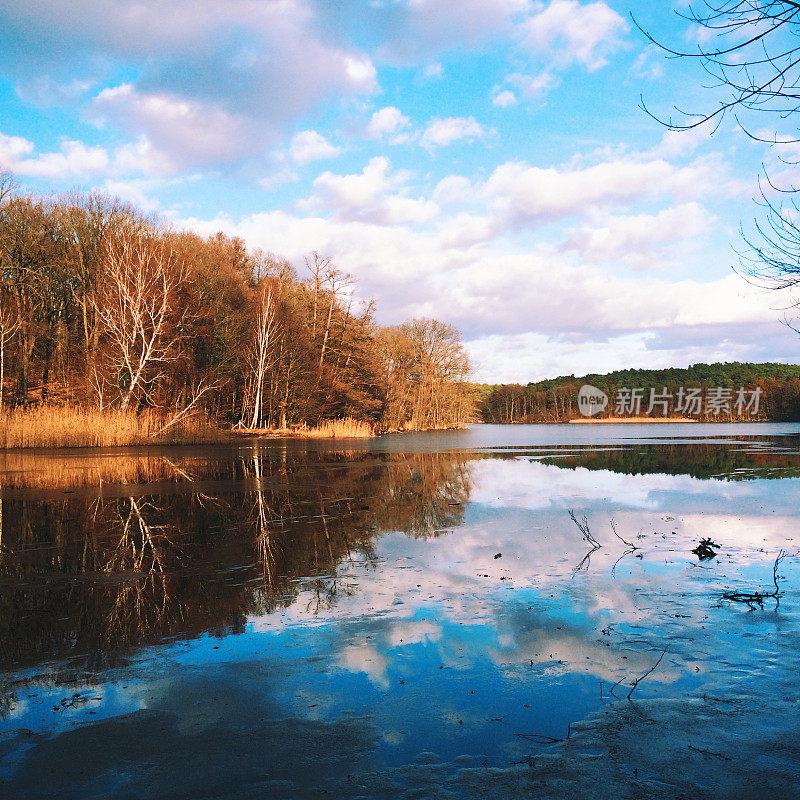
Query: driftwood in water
722 551 786 609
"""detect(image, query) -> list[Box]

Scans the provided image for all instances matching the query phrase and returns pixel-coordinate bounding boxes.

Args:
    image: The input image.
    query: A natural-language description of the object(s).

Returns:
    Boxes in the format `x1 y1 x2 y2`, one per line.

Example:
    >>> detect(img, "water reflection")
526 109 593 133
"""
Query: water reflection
0 449 471 672
1 436 799 799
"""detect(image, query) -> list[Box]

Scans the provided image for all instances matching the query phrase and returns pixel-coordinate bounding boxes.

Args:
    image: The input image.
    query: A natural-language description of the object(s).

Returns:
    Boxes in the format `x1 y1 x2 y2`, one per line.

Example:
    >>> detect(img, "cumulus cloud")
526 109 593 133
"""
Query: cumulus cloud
432 175 476 206
289 130 341 165
561 202 714 267
0 131 109 179
366 106 412 143
421 117 487 149
299 156 439 225
520 0 628 70
91 84 257 172
481 155 721 228
112 136 176 177
0 1 377 170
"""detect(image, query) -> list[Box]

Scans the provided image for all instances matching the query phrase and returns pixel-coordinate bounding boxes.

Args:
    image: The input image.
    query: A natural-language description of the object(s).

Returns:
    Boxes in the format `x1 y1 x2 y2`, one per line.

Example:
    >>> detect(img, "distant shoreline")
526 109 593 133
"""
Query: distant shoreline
569 416 699 424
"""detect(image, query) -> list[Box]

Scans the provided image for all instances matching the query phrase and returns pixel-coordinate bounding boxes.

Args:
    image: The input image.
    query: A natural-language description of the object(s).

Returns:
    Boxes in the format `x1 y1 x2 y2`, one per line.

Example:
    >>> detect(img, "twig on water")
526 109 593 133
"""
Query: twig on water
688 744 732 762
569 510 600 548
513 722 572 744
722 551 786 609
569 510 601 573
609 518 638 550
610 518 641 577
626 645 669 700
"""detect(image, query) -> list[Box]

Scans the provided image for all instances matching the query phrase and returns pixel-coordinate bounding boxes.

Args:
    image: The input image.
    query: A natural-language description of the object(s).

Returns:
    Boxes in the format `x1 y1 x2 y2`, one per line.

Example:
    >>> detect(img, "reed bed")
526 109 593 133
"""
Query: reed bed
303 418 375 438
0 406 228 449
239 417 376 438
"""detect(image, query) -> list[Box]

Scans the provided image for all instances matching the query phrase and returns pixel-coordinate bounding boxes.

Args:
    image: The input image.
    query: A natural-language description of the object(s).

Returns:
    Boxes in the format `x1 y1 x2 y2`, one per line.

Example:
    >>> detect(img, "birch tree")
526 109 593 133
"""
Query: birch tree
94 226 188 410
247 283 277 428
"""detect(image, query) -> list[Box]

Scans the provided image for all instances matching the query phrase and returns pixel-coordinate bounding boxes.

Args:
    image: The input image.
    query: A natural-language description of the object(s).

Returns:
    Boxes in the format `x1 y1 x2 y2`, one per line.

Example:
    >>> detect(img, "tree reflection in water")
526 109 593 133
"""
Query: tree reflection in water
0 447 472 676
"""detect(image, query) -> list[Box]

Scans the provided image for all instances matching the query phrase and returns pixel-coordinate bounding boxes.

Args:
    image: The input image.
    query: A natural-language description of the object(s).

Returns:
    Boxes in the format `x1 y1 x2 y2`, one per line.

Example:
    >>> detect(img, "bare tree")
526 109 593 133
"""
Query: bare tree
381 318 472 430
636 2 800 137
318 266 352 371
638 2 800 300
246 283 278 428
58 192 135 387
304 251 334 340
0 171 17 206
0 196 64 405
94 225 188 410
0 296 20 412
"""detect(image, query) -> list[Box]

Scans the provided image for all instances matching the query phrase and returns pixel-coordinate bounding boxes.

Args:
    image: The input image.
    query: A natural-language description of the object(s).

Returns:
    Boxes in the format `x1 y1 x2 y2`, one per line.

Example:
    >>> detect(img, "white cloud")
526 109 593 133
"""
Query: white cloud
1 1 378 171
482 156 721 227
259 168 300 192
0 132 34 163
651 126 714 159
507 70 556 99
172 127 792 383
631 46 665 80
438 213 498 247
561 202 714 267
289 130 341 165
113 136 175 176
366 106 412 143
0 131 109 179
299 156 439 225
520 0 628 70
15 75 95 106
492 89 518 108
421 117 487 149
433 175 475 205
92 84 257 171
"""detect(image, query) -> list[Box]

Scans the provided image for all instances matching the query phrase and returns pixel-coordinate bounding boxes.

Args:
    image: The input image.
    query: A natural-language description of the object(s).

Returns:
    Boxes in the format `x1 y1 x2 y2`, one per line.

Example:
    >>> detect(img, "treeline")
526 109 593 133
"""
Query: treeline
0 173 474 431
479 362 800 423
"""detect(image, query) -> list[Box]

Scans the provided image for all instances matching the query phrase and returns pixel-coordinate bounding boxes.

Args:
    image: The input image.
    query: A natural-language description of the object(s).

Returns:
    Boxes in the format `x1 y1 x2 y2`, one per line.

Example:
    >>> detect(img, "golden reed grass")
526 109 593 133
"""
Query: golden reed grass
238 417 375 438
0 406 227 449
303 418 375 438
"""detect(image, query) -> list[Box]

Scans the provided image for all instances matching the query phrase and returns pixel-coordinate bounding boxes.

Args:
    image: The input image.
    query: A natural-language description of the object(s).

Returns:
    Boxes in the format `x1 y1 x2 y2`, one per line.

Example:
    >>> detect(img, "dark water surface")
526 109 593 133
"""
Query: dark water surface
1 424 799 798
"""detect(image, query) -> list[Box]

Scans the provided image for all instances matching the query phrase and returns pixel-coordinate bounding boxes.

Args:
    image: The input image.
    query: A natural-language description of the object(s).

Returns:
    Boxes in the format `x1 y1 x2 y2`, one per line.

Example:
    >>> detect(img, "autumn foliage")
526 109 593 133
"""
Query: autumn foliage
0 176 475 442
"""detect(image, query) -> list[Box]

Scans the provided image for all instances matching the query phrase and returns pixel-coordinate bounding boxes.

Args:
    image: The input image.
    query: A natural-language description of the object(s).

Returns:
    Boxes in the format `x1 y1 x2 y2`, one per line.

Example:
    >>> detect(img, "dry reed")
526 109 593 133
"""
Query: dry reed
303 418 375 438
0 406 228 449
238 417 376 438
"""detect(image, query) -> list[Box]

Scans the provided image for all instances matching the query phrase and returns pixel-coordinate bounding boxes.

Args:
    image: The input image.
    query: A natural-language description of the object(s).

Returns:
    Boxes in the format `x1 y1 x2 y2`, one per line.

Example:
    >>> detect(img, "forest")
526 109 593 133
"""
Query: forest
479 362 800 423
0 172 475 443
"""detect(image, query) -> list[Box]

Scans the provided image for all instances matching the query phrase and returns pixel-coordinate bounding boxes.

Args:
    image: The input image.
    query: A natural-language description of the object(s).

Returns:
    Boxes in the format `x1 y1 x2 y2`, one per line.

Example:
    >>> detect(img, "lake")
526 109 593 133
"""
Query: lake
1 423 799 798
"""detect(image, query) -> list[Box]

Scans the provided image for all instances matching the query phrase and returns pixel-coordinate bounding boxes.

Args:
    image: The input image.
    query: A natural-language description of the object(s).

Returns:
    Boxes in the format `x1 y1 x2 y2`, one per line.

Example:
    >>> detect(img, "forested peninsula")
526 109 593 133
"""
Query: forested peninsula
0 178 474 447
479 363 800 423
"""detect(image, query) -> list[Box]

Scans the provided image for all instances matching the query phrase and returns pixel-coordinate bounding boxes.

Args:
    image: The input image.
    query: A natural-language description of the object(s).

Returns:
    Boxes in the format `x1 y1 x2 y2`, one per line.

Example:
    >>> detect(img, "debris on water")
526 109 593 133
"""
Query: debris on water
722 551 786 609
692 538 719 559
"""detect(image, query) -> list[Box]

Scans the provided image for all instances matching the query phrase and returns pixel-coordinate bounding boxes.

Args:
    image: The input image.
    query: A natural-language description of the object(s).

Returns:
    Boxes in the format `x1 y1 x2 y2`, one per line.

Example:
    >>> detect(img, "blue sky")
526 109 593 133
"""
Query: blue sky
0 0 798 382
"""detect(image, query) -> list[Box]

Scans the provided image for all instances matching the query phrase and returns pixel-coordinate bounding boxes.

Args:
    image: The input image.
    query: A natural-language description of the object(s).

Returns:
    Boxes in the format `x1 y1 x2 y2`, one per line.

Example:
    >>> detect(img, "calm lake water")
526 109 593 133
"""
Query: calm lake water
1 423 799 798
